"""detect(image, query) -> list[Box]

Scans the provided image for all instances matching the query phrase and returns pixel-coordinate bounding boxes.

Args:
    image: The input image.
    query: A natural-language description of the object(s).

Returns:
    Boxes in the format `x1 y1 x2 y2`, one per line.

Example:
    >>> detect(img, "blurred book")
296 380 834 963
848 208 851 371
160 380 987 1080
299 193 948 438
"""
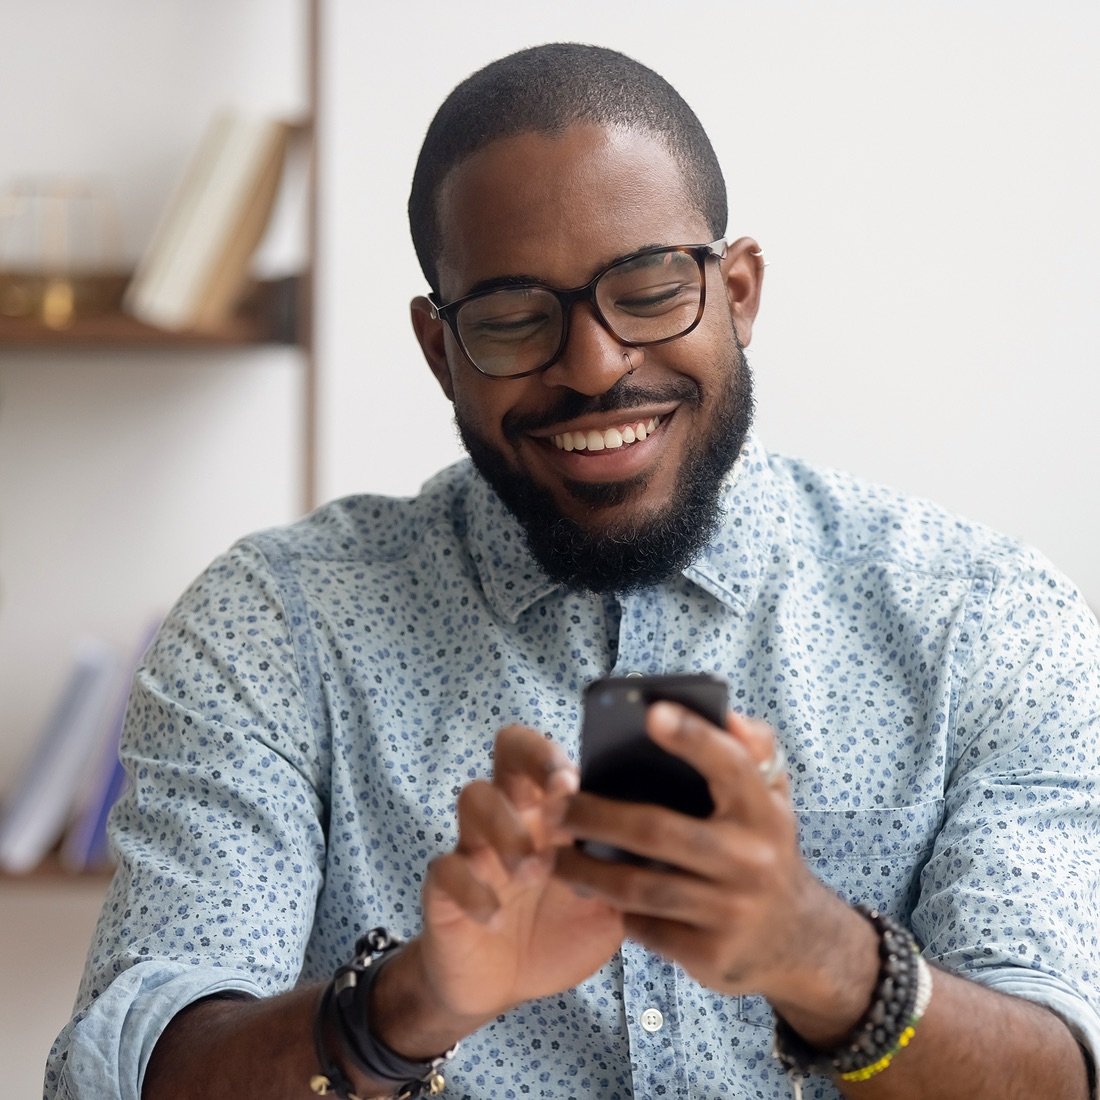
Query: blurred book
59 616 163 872
124 111 296 332
0 640 119 874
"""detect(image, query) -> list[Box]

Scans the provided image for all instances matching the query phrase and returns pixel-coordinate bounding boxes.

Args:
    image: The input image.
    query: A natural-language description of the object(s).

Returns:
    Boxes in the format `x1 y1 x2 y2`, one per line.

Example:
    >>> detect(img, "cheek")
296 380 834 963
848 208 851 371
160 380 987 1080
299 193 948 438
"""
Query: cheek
455 369 547 442
451 381 511 446
688 314 741 394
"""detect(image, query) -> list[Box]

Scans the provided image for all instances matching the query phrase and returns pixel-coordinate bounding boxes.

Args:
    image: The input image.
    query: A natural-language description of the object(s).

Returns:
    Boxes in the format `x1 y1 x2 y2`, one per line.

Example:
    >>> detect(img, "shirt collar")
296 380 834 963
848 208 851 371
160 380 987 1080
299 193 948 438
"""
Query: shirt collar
463 473 561 622
681 431 774 613
463 431 775 621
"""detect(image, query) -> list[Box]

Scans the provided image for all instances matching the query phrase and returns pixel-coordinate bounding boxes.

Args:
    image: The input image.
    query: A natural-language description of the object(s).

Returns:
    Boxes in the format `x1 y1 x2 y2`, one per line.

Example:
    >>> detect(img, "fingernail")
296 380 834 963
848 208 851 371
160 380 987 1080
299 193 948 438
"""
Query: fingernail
547 767 579 796
648 701 678 733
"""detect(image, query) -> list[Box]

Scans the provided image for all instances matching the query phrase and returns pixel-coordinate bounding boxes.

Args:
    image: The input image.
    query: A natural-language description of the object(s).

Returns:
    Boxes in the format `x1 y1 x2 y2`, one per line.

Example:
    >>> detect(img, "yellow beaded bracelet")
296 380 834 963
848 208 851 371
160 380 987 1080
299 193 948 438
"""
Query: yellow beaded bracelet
838 956 933 1083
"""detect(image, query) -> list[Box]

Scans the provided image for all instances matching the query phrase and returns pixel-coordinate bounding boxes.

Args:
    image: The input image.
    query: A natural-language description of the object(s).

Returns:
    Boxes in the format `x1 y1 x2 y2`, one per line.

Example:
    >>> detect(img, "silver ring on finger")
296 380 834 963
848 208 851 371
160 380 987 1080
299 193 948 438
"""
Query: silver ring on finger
758 748 785 787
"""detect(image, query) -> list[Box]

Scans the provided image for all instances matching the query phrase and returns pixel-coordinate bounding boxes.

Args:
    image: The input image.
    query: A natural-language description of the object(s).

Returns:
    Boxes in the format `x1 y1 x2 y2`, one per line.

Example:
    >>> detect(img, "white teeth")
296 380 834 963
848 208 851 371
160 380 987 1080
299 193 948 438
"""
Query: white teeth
551 415 661 451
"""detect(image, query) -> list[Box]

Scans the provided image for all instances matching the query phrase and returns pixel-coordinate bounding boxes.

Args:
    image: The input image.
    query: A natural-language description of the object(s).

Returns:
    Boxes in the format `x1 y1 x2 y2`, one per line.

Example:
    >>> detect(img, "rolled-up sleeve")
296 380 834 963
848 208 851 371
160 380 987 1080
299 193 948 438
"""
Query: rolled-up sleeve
45 539 328 1099
913 553 1100 1089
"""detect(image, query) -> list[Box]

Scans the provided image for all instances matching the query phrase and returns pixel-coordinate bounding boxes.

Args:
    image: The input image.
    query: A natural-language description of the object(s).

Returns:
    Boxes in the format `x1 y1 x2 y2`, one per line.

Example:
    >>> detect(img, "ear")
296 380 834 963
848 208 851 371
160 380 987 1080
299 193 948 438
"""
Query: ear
719 237 765 348
410 295 455 402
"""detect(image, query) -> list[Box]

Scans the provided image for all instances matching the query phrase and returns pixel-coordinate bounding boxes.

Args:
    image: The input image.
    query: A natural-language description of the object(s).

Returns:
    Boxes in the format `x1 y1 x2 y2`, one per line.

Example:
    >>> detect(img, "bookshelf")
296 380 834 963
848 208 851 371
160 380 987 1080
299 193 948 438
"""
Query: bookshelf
0 276 301 349
0 2 321 884
1 851 114 885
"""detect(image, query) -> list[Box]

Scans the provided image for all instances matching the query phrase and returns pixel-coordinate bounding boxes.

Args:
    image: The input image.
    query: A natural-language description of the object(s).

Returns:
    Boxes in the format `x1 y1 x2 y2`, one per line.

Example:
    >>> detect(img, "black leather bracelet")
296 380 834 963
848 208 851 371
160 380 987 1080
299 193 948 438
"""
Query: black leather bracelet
330 927 458 1098
310 981 364 1100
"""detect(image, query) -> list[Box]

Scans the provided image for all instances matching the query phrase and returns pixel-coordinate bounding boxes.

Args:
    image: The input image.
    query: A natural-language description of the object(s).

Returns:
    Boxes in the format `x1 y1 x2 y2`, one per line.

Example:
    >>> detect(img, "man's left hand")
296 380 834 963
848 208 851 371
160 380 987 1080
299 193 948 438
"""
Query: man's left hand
556 703 861 1012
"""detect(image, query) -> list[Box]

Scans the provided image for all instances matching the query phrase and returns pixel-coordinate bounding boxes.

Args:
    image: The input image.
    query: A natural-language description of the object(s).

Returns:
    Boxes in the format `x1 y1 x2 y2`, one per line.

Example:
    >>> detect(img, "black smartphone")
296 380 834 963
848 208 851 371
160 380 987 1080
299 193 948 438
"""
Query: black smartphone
578 673 728 863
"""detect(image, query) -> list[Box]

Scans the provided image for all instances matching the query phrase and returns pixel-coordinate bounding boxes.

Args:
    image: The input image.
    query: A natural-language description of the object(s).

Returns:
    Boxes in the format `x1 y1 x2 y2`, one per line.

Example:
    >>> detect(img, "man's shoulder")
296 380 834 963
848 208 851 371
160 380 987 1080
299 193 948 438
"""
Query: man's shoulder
245 460 477 569
766 450 1040 584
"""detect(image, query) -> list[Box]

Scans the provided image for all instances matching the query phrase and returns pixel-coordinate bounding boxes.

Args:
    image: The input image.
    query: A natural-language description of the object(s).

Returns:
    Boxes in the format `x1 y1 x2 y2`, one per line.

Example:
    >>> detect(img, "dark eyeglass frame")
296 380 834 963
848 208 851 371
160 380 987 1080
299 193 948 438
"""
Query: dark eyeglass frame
428 239 728 380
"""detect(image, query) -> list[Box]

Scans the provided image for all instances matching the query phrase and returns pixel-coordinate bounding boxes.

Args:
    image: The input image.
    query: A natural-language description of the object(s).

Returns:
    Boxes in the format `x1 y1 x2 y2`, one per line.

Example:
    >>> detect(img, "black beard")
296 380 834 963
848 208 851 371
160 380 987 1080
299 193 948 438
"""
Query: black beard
455 341 755 595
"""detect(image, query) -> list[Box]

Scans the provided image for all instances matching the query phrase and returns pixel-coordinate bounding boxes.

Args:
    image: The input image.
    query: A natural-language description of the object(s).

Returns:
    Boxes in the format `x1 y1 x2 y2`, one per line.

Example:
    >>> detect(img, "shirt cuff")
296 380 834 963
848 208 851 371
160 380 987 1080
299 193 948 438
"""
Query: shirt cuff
52 963 266 1100
967 966 1100 1099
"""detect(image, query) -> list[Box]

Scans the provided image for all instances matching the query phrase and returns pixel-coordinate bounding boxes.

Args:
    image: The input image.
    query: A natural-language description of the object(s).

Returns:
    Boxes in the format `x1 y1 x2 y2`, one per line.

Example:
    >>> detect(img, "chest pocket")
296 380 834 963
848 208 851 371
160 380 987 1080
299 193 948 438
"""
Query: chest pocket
738 798 944 1027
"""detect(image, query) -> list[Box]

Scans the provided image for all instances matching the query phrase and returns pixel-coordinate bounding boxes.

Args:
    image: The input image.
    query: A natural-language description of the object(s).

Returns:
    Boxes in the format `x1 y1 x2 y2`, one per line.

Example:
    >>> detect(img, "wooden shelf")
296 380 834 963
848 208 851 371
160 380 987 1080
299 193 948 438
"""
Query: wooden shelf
0 276 300 349
0 852 114 886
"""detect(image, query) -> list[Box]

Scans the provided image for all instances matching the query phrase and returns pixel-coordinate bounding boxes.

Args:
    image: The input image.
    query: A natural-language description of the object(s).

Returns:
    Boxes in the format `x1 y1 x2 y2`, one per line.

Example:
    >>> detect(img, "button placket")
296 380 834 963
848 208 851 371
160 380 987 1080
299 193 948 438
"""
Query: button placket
621 940 687 1097
613 591 667 678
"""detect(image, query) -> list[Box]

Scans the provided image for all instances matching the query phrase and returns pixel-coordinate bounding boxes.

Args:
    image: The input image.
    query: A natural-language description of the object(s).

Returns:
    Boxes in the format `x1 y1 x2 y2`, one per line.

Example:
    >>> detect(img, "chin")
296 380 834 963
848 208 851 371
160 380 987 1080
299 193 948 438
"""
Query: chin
556 470 657 515
455 343 755 593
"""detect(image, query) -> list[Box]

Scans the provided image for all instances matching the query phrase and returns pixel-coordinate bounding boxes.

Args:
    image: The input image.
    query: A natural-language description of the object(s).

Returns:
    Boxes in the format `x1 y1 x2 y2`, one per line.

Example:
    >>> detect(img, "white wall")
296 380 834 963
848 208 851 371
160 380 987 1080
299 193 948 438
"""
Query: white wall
319 1 1099 610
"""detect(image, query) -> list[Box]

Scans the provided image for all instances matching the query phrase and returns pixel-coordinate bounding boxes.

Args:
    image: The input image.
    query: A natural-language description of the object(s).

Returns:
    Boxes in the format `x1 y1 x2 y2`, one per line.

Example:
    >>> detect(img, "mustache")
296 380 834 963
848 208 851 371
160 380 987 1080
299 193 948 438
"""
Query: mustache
502 375 701 443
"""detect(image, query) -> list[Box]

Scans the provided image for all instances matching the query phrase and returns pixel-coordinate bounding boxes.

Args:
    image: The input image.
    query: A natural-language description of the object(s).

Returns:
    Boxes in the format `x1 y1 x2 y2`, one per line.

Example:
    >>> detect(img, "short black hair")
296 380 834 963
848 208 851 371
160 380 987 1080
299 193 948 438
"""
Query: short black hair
408 43 728 295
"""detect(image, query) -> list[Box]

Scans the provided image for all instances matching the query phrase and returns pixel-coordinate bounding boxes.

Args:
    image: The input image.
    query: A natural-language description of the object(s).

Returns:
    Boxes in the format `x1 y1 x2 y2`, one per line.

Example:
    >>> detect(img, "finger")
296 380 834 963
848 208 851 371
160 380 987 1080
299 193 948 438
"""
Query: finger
622 913 746 985
555 844 753 930
725 711 785 774
492 724 579 808
728 711 791 797
623 912 696 956
424 851 500 925
563 791 766 880
456 779 537 872
647 702 781 819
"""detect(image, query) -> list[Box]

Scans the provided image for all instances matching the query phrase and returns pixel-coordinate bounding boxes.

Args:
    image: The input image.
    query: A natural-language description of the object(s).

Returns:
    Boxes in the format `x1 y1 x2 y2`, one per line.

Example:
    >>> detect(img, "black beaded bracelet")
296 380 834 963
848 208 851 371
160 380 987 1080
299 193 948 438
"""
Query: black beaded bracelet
773 905 931 1082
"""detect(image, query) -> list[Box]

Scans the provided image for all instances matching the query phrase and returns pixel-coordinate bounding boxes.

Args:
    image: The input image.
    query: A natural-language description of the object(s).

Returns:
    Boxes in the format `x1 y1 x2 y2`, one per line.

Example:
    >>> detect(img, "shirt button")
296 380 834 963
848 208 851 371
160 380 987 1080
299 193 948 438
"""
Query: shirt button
640 1007 664 1033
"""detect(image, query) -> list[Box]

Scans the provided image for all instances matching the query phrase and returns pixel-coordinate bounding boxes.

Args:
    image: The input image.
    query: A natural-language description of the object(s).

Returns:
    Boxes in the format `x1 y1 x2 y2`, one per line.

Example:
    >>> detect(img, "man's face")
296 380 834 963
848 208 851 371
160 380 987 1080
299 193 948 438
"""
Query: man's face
412 124 763 592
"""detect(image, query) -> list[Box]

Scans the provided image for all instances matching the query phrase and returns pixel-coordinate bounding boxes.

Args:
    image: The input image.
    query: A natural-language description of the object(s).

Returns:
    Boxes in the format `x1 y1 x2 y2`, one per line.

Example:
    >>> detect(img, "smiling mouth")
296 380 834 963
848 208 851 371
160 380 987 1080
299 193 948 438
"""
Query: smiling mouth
550 415 661 453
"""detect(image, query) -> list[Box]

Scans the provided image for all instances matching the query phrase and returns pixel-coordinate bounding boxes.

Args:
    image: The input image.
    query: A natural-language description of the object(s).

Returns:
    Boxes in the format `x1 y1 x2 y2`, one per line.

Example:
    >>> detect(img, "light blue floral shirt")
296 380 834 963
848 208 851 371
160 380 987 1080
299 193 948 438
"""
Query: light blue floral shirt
47 434 1100 1099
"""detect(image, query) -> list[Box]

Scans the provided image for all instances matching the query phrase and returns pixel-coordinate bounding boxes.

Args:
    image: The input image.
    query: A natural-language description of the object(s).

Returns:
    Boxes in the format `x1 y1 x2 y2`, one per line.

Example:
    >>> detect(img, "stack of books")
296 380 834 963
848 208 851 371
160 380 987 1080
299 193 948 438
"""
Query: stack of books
0 618 161 875
124 111 300 333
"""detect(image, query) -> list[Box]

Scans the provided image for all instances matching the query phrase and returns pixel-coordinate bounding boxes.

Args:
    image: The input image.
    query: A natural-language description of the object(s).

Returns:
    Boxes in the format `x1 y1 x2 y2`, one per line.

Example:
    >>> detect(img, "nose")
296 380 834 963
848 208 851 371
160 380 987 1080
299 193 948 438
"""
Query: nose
539 302 634 395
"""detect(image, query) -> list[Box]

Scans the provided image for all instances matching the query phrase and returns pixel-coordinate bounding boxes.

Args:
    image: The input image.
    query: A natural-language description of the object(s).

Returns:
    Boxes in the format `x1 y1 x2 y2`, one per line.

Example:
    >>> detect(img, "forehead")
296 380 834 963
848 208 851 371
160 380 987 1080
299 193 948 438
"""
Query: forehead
434 124 710 297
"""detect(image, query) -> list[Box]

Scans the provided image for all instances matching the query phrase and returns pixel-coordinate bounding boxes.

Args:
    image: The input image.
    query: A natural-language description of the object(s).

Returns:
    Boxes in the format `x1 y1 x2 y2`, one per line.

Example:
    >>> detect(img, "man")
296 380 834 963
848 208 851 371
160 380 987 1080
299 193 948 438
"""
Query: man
48 44 1099 1100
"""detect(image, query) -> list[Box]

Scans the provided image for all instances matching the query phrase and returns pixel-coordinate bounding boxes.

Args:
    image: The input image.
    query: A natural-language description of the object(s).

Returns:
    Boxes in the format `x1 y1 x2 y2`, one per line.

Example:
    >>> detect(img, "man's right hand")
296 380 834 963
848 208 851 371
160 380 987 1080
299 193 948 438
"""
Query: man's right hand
369 724 626 1061
142 725 623 1100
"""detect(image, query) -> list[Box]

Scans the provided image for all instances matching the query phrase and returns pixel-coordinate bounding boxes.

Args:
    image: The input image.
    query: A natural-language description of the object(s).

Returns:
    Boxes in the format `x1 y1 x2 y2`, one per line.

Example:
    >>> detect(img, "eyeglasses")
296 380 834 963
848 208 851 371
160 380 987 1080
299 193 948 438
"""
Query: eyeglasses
428 239 727 379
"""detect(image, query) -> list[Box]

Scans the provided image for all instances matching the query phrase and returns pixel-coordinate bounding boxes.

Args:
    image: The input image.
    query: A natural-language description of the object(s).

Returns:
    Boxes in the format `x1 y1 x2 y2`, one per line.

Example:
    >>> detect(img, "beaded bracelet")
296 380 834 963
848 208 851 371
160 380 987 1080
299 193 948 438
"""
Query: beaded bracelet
773 905 933 1083
839 954 933 1082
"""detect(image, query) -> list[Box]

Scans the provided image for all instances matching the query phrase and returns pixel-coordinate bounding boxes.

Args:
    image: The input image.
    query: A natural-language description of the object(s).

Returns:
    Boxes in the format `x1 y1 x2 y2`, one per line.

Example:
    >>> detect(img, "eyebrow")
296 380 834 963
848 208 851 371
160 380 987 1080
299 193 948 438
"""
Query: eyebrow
459 242 669 299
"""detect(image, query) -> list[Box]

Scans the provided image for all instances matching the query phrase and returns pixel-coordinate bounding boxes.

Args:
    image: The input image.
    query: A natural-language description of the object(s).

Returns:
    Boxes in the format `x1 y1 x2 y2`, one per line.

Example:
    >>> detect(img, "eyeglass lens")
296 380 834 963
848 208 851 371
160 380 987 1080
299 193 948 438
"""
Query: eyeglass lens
455 248 705 377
